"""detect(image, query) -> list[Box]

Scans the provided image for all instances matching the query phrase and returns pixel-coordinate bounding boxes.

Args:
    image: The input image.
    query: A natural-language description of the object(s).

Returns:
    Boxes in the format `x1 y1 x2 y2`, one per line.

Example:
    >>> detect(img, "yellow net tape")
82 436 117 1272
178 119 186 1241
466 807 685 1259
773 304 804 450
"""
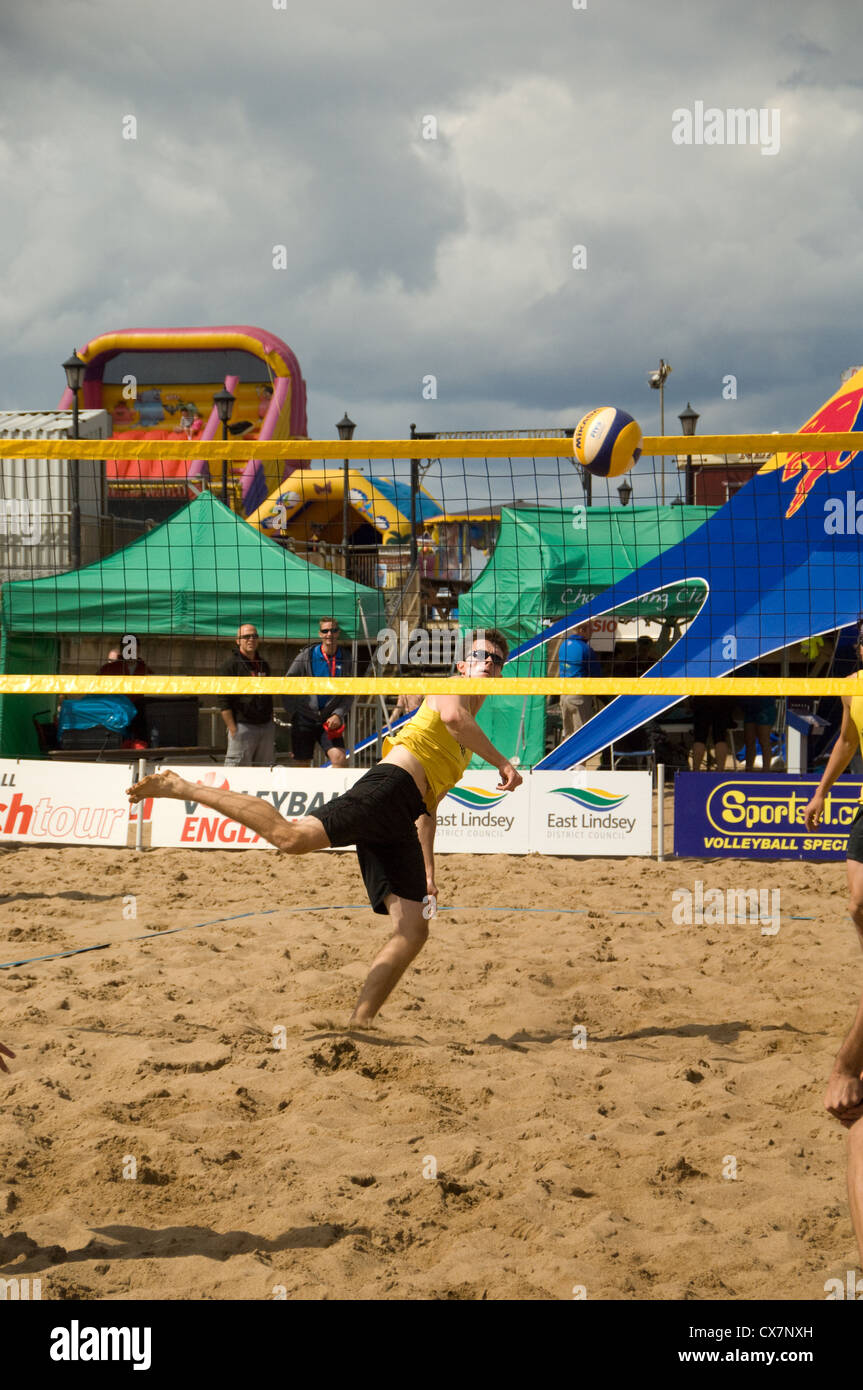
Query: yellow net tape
0 431 861 460
0 676 855 697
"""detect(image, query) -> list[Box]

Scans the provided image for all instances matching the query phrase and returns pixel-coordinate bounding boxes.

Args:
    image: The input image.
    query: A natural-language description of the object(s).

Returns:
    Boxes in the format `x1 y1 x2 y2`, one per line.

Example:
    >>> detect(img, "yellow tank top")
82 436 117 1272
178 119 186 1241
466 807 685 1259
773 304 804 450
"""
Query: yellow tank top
848 672 863 801
382 703 472 815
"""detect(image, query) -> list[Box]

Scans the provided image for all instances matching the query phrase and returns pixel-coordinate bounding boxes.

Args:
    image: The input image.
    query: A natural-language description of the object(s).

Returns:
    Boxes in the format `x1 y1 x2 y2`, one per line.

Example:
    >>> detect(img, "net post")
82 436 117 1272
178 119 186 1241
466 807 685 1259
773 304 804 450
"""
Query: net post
134 756 145 852
656 763 665 861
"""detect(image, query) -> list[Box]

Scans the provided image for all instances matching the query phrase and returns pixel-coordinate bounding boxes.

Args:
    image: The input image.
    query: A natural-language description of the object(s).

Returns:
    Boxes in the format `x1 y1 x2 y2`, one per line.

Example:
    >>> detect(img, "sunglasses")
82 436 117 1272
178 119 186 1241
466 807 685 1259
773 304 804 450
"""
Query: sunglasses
320 628 339 635
469 648 504 668
239 633 259 640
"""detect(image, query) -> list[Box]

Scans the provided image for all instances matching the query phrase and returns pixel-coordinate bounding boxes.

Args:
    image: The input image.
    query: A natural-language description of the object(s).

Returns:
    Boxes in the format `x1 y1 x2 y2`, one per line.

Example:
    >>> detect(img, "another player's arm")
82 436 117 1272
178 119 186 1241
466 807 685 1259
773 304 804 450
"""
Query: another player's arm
431 693 522 791
416 795 445 903
804 695 858 829
826 989 863 1127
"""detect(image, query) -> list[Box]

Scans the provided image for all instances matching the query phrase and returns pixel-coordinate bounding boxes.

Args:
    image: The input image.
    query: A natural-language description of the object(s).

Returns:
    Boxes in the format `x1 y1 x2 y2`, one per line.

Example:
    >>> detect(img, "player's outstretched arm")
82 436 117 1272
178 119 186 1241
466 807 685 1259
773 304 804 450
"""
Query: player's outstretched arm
435 694 522 791
805 697 858 830
416 797 444 902
827 987 863 1127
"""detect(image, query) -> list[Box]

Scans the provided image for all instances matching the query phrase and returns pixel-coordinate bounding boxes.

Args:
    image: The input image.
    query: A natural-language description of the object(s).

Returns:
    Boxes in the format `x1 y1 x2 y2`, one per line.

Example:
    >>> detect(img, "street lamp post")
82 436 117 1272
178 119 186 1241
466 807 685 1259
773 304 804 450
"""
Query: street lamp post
337 413 356 574
62 351 87 570
213 387 236 505
648 358 672 503
564 426 592 506
617 479 633 506
678 401 700 505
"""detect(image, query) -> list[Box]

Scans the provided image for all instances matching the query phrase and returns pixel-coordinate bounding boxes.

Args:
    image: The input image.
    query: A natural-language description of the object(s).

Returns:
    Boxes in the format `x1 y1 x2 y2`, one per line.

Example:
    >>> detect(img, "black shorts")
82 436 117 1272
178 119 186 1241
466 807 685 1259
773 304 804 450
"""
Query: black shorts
307 763 429 913
292 707 345 760
848 807 863 863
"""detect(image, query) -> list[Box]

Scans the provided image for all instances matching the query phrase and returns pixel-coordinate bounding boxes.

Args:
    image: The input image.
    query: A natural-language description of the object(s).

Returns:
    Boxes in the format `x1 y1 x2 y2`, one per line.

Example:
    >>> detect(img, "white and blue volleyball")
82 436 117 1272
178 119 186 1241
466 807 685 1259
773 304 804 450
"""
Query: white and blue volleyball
573 406 642 478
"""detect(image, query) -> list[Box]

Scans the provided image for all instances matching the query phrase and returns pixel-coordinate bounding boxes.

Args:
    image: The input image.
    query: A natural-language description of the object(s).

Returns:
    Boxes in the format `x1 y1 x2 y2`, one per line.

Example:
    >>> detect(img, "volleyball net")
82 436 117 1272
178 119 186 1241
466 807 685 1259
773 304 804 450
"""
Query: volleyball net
1 429 862 753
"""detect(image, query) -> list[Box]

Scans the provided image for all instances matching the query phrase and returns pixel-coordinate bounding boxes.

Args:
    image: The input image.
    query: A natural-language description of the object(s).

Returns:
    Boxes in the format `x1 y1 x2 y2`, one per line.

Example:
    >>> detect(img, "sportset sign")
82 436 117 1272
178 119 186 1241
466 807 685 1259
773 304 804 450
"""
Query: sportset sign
674 772 862 861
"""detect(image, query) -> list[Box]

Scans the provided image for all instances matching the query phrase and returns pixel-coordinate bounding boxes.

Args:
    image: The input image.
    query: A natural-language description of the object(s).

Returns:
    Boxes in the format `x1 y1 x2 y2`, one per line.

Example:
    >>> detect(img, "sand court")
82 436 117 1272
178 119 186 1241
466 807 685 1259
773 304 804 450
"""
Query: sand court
0 845 860 1300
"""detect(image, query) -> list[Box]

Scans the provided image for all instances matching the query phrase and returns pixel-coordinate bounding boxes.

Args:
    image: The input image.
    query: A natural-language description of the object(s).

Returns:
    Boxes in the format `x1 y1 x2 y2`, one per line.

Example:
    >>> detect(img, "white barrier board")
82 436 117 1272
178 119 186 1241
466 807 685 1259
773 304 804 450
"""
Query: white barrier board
148 765 365 848
0 759 135 847
434 771 531 854
148 765 651 856
529 770 652 856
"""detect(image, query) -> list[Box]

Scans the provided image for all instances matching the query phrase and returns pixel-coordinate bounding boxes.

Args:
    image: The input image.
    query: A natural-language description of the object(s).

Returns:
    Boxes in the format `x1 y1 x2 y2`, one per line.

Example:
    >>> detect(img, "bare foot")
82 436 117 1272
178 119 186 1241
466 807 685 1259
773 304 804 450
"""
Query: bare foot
126 770 187 804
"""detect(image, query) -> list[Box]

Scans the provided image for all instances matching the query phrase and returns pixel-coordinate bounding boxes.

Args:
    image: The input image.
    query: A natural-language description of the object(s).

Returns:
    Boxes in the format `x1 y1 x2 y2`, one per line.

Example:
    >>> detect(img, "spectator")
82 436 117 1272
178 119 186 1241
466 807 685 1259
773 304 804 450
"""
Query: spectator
392 691 423 720
559 623 601 739
736 659 778 772
99 637 151 743
285 618 352 767
219 624 276 767
99 637 151 678
691 697 733 771
419 530 436 579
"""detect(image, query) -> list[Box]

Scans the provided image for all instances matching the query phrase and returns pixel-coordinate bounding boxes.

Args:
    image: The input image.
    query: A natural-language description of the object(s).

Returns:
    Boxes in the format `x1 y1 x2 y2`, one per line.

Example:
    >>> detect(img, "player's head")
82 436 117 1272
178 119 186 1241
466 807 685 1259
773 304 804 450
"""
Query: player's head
237 623 260 651
457 628 508 679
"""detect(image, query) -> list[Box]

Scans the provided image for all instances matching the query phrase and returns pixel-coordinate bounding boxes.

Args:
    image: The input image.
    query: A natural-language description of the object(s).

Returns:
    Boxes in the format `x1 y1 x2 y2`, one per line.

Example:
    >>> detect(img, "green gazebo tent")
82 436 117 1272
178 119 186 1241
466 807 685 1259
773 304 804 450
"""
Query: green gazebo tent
0 490 386 756
460 503 716 768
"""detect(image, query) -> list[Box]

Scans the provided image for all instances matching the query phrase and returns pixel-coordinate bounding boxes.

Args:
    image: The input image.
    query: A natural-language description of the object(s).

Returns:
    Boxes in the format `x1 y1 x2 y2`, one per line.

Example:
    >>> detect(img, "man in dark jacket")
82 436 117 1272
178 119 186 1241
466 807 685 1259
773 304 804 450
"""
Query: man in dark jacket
285 617 352 767
219 624 275 766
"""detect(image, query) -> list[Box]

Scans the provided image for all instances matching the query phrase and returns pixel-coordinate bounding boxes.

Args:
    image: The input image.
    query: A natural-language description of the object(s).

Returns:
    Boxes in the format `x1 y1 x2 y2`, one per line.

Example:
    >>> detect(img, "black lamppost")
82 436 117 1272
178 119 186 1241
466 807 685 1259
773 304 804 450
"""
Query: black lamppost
62 351 87 569
679 402 700 505
648 358 672 503
213 387 235 505
337 412 356 570
564 425 591 506
617 479 633 506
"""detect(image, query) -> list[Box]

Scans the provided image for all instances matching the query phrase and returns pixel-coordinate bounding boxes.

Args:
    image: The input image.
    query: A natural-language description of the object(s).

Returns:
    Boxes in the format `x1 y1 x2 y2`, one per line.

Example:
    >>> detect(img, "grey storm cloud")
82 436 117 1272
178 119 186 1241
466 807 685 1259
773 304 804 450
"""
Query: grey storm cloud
0 0 862 453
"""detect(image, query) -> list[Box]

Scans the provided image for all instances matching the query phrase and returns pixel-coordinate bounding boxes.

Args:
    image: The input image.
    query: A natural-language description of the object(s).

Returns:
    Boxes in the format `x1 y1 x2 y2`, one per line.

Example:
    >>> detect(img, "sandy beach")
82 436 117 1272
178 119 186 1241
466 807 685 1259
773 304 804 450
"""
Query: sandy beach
1 839 861 1301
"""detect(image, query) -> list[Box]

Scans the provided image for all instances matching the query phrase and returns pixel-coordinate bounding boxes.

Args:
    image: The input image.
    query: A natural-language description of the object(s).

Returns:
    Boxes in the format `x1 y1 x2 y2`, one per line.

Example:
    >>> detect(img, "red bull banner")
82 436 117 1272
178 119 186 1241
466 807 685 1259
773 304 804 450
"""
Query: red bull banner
534 366 863 771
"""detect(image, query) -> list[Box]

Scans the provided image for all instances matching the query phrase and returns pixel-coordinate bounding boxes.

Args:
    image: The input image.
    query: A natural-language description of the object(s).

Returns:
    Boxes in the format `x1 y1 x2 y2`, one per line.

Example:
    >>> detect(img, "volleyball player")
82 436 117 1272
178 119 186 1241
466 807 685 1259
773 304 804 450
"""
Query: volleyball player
804 631 863 1263
128 630 521 1026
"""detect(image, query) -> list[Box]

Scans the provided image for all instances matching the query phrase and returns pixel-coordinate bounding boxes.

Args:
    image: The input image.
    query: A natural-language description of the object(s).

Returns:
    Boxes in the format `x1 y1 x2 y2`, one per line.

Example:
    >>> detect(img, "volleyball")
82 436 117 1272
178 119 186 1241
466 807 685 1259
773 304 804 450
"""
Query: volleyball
573 406 642 478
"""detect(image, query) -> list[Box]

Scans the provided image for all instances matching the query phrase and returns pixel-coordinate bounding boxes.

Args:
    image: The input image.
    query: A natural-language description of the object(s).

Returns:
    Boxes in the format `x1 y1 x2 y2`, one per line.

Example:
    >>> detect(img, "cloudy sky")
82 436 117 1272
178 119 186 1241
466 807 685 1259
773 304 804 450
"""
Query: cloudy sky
1 0 861 504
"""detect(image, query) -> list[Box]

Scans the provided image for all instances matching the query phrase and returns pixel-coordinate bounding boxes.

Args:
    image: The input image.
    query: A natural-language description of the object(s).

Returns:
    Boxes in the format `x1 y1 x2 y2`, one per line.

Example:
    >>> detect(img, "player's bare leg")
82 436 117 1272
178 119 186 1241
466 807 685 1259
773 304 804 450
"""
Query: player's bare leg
126 770 329 852
349 894 429 1026
846 860 863 948
848 1120 863 1268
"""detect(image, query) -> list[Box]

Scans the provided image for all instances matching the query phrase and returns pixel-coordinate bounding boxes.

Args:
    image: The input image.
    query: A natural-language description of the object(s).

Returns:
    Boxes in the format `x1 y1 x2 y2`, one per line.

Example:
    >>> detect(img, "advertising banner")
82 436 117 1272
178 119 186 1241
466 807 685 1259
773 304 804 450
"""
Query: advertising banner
0 759 134 847
149 765 365 849
529 770 653 856
673 772 862 860
434 771 531 854
149 767 650 856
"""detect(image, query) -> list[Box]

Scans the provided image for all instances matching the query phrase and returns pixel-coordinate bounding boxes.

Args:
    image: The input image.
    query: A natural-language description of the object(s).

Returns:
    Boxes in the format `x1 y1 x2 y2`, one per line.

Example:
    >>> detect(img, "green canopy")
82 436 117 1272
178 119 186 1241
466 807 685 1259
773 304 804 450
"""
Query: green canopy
462 503 715 769
0 490 386 756
460 503 716 645
1 490 386 640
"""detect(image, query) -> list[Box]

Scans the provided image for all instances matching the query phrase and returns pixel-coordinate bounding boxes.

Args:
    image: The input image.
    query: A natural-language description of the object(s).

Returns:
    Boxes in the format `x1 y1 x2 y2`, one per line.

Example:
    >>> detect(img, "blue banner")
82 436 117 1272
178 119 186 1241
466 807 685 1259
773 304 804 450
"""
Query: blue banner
673 771 862 860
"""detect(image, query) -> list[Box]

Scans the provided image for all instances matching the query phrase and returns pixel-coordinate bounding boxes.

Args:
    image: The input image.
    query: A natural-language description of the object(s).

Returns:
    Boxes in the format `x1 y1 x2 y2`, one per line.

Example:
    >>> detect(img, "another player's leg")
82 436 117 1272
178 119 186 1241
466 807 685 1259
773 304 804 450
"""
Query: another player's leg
847 857 863 948
126 770 329 852
349 893 429 1026
756 721 773 771
848 1120 863 1267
